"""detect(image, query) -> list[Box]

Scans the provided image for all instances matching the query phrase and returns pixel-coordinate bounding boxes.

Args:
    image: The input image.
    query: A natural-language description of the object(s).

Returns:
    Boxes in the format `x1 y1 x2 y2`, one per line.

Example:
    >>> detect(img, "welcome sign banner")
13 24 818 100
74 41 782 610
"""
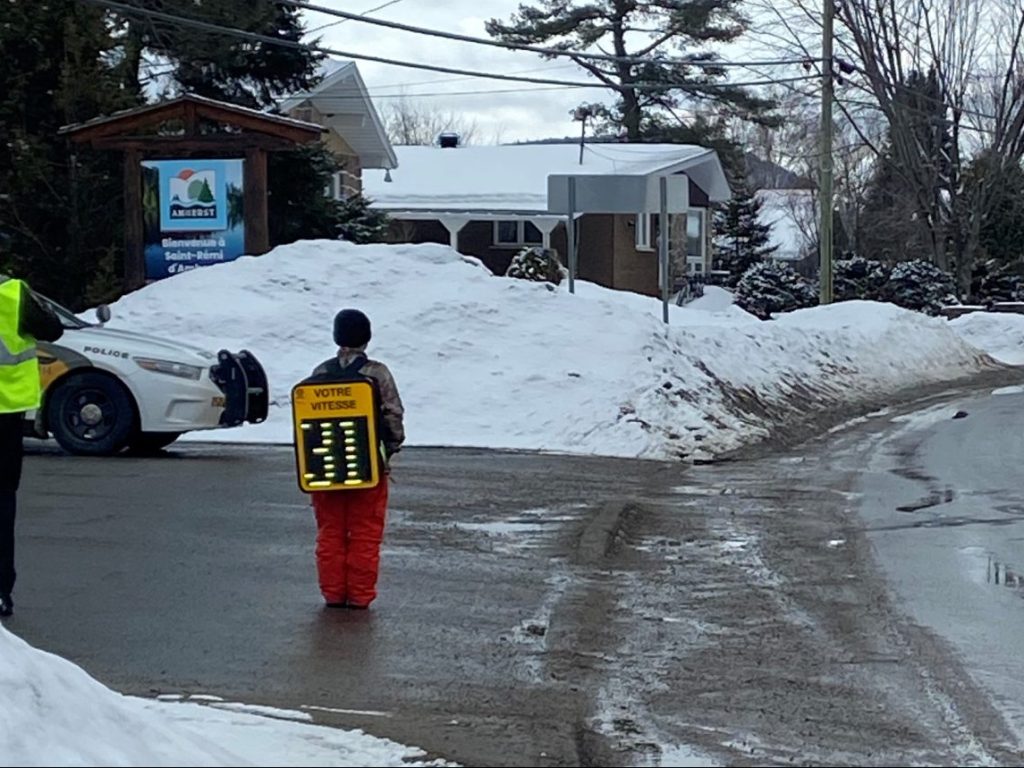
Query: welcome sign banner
142 158 245 280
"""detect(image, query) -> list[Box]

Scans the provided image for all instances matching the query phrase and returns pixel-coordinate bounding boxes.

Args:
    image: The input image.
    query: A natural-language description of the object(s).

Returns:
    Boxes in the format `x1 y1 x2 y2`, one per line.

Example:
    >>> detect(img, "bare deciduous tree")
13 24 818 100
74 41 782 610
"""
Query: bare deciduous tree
383 97 481 146
752 0 1024 292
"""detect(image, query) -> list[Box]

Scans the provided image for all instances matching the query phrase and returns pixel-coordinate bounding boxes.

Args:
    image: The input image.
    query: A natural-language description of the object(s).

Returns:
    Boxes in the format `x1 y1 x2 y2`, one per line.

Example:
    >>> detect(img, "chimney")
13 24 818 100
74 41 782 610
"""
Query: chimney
438 132 460 149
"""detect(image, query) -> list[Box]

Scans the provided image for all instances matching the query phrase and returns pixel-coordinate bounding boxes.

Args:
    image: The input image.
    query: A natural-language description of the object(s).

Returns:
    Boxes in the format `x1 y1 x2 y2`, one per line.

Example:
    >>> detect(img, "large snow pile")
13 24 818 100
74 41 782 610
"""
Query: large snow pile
103 241 1003 461
0 625 441 767
950 312 1024 365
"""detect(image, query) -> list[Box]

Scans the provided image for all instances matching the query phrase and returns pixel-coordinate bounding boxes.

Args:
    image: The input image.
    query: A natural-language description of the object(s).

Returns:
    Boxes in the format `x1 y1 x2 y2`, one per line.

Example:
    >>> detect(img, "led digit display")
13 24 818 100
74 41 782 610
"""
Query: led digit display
292 380 381 492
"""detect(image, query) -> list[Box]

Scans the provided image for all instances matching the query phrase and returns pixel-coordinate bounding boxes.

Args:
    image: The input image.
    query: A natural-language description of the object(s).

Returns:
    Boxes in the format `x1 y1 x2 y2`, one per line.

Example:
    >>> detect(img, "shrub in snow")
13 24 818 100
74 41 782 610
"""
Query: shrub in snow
734 260 818 320
833 257 890 301
970 259 1024 304
505 246 569 285
881 259 958 315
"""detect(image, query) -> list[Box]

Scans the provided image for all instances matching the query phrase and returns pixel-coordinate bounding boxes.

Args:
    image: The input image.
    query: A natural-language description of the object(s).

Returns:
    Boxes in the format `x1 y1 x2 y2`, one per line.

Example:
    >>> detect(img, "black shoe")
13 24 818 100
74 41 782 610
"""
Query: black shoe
325 601 347 609
0 594 12 617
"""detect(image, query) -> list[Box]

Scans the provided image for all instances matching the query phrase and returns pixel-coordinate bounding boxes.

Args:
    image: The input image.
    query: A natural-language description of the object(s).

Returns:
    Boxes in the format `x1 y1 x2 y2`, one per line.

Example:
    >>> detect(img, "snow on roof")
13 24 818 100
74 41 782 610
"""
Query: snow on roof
363 143 730 213
757 188 815 261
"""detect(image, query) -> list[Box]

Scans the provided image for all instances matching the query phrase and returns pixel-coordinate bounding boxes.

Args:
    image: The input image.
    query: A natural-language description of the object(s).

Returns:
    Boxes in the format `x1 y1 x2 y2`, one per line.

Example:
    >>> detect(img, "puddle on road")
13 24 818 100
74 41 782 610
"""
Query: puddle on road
992 385 1024 396
986 558 1024 589
962 547 1024 594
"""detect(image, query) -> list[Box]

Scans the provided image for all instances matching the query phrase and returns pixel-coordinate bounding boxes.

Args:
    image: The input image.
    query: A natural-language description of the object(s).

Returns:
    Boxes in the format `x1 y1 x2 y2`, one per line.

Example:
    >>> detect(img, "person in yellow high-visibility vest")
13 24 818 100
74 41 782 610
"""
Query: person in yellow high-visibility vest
0 274 63 618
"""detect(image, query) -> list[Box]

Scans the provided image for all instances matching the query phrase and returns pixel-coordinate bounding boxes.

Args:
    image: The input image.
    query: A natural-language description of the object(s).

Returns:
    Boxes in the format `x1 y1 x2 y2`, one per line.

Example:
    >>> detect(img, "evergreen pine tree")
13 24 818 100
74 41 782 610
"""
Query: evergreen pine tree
713 179 778 287
0 1 138 306
858 69 954 265
337 195 390 244
126 0 322 109
486 1 775 140
966 152 1024 271
734 261 817 320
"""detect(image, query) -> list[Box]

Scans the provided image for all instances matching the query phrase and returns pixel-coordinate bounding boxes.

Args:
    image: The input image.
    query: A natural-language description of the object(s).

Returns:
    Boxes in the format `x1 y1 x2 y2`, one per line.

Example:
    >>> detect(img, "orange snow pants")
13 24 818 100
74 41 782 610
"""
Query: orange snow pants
311 481 389 607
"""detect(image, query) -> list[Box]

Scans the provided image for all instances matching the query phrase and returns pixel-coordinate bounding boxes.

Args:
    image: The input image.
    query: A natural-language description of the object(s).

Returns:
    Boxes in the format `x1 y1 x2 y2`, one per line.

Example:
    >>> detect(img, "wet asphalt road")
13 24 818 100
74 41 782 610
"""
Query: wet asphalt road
11 444 683 767
852 385 1024 739
10 373 1024 767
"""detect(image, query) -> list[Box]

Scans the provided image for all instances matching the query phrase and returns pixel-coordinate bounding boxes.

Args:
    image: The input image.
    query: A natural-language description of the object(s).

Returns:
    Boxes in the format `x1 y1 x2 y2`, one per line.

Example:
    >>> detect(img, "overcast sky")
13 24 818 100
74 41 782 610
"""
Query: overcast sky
299 0 796 144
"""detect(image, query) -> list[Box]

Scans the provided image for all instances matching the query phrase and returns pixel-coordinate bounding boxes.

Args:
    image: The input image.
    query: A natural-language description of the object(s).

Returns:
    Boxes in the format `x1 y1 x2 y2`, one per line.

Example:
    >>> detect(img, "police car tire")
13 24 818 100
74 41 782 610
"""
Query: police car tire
47 372 137 456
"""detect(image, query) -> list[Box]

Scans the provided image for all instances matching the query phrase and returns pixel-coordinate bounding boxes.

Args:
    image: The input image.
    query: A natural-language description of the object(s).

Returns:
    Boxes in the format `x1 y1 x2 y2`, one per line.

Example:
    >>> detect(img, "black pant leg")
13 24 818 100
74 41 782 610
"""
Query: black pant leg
0 412 25 597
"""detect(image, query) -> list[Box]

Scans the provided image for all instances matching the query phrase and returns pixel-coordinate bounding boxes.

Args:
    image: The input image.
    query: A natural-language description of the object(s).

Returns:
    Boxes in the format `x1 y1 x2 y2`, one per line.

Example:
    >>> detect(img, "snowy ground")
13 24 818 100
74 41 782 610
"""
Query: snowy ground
99 241 1021 460
0 626 445 767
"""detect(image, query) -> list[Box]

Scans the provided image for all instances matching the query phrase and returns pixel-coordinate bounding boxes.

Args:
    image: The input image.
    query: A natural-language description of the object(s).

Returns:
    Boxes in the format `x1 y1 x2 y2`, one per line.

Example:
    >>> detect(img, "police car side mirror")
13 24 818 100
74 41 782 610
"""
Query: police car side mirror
95 304 112 325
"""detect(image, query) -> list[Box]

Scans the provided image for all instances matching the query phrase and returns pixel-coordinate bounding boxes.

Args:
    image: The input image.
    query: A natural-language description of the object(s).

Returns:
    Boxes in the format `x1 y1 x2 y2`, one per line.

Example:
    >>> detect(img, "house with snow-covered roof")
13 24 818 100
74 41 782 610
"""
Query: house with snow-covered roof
279 59 397 199
361 140 731 297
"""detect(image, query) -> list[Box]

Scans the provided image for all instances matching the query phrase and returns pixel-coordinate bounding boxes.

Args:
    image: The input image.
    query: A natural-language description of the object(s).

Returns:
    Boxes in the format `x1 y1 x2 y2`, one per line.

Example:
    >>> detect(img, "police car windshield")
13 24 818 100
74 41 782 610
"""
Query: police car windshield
40 296 90 330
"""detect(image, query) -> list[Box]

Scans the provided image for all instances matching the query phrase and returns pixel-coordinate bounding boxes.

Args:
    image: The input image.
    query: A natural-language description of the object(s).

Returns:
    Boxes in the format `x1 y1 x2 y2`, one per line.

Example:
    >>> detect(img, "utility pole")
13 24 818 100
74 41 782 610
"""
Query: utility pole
819 0 835 305
572 106 592 165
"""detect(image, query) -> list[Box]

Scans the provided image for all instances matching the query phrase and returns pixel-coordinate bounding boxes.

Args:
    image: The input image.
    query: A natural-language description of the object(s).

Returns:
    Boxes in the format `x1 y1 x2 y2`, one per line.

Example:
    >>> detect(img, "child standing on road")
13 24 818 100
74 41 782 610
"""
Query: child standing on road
308 309 404 609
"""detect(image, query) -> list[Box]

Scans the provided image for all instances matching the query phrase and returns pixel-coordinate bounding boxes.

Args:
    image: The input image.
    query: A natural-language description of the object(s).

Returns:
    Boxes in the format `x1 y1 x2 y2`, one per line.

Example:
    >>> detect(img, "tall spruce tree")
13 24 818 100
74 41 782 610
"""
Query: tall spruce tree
486 1 775 140
122 0 321 109
713 178 777 286
966 152 1024 270
857 69 954 265
0 1 138 306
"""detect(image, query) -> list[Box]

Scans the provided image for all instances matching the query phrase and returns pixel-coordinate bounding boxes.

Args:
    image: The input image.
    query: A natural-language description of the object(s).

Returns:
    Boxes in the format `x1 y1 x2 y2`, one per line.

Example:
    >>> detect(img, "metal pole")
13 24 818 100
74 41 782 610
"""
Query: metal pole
819 0 835 305
579 115 586 165
659 176 670 324
567 176 577 294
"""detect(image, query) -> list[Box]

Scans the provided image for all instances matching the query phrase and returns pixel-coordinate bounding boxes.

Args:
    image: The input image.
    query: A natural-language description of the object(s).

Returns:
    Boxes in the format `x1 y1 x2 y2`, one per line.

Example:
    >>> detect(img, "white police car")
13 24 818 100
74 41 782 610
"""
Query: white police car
25 297 267 456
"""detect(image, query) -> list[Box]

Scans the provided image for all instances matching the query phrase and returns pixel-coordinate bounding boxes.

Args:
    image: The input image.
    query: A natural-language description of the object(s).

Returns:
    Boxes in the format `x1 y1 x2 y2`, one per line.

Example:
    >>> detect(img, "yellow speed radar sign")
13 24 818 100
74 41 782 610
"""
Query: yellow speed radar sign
292 380 381 492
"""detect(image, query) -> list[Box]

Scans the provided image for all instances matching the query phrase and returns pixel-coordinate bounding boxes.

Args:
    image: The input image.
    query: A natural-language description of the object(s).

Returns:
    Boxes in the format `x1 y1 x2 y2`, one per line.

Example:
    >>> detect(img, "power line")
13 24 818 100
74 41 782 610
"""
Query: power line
326 85 578 99
284 0 817 69
81 0 819 94
360 61 583 92
306 0 405 35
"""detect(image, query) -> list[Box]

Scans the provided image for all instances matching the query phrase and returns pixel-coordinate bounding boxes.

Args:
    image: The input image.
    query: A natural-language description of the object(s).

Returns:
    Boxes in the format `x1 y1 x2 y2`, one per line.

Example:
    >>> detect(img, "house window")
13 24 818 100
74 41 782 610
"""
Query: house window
493 220 543 247
686 211 704 260
635 213 652 250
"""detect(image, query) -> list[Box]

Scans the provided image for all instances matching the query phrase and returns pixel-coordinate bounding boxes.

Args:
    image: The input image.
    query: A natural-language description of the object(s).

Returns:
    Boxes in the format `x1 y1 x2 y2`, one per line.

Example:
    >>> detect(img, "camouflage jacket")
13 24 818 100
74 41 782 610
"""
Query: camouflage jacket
310 351 405 456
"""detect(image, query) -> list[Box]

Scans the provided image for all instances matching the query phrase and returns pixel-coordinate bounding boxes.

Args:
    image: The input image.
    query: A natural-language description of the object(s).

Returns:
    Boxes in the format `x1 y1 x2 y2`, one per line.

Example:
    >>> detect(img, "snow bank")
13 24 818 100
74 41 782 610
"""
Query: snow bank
0 626 441 767
685 285 735 313
949 311 1024 365
103 241 1002 461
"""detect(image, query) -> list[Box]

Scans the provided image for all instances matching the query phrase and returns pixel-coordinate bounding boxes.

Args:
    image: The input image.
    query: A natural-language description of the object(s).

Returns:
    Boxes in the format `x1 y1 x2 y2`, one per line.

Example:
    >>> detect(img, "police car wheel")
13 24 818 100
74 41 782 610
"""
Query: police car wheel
127 432 182 454
47 373 137 456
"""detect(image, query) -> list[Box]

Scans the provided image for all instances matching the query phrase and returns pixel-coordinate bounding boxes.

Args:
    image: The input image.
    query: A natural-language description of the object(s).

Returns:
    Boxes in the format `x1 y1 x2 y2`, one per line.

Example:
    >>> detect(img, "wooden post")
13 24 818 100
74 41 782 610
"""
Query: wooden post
123 149 145 290
244 147 270 255
183 100 198 136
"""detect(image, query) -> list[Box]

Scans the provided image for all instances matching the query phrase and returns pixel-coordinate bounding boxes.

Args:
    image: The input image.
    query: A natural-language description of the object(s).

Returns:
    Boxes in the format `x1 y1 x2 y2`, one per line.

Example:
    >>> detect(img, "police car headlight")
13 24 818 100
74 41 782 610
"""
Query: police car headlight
134 357 203 380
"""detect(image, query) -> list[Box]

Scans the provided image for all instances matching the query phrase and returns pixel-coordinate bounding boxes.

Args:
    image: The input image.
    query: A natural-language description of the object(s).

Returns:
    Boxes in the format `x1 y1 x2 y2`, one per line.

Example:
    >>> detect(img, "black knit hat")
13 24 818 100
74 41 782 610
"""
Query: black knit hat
333 309 372 348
